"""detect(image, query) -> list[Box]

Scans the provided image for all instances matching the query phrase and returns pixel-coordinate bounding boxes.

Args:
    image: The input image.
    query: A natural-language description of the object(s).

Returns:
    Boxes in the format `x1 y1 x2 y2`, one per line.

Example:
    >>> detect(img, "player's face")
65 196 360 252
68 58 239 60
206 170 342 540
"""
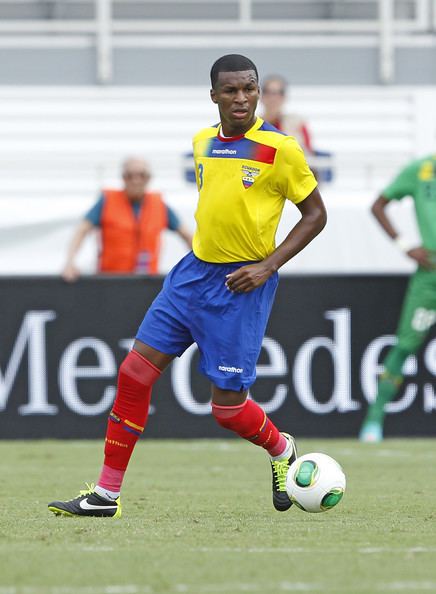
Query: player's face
211 70 259 136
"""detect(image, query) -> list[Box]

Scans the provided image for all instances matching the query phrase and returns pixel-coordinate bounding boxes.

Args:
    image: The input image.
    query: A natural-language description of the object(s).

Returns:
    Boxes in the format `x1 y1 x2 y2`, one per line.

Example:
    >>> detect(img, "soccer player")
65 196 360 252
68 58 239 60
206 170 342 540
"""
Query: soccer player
48 54 326 517
359 154 436 443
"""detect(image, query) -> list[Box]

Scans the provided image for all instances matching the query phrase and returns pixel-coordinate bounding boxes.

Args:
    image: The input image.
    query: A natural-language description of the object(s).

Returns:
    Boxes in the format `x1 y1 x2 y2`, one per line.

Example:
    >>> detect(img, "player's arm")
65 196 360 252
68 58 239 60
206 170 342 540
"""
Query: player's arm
166 205 193 249
372 194 432 269
371 195 397 238
176 224 193 249
226 186 326 293
263 186 326 271
62 219 96 282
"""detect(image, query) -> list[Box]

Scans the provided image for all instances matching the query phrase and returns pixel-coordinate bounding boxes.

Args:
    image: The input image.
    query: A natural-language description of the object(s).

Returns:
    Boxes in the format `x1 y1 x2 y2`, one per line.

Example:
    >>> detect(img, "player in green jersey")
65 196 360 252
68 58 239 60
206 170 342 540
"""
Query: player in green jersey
359 154 436 442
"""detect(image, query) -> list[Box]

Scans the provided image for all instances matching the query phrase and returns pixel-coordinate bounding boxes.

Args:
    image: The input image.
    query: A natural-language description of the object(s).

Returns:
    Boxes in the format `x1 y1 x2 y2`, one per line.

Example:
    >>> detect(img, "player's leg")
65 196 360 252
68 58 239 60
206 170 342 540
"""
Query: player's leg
93 341 174 501
360 270 436 442
47 342 174 517
192 260 295 510
211 386 290 457
49 256 196 517
211 386 296 511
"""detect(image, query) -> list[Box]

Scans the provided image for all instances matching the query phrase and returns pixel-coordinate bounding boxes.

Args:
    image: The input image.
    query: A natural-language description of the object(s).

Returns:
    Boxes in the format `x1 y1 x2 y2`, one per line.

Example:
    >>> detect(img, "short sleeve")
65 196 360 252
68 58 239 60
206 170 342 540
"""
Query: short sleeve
85 194 105 227
166 205 180 231
275 137 318 204
383 161 419 201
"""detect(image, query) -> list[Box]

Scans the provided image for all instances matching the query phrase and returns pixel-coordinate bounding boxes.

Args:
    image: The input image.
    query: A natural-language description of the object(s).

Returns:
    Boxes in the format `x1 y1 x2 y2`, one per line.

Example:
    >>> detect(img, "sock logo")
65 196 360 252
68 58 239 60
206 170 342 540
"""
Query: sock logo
105 437 128 449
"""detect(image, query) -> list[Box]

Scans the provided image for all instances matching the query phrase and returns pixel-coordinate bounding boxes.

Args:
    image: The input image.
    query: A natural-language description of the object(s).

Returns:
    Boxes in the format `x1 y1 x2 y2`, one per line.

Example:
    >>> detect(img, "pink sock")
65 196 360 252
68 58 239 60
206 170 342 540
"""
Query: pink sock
268 433 288 457
98 464 125 493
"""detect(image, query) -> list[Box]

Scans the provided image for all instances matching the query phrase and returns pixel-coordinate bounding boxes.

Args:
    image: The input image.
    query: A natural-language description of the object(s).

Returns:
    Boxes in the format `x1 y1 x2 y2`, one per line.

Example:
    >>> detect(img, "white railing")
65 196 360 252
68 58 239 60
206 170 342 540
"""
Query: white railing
0 0 434 83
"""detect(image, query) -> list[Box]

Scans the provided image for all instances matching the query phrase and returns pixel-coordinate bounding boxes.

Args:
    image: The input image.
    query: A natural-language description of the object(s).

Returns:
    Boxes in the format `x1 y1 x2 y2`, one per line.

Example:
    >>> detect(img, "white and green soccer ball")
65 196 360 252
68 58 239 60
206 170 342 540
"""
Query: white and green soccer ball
286 452 346 513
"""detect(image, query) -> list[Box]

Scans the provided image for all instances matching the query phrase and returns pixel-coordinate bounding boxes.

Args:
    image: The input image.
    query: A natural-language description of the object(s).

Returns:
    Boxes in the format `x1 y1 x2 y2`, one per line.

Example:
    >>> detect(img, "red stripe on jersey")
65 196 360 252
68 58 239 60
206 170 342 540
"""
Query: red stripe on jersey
253 143 277 164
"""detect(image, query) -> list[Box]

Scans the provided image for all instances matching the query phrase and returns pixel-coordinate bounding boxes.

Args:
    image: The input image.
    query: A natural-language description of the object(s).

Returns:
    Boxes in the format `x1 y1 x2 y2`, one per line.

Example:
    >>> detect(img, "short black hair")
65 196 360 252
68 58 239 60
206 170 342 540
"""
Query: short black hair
210 54 259 89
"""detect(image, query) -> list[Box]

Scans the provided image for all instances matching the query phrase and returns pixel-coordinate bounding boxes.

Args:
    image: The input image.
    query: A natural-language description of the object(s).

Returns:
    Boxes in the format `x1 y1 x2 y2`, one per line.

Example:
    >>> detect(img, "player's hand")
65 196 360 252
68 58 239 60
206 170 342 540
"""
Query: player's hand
407 247 433 269
225 263 274 293
62 263 80 283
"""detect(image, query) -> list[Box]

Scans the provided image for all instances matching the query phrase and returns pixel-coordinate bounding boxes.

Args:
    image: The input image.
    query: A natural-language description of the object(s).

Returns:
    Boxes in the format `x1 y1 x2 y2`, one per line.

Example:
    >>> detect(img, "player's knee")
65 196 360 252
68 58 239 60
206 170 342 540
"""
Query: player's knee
211 400 263 437
397 342 418 357
119 349 161 388
384 343 415 377
211 401 245 430
391 342 415 361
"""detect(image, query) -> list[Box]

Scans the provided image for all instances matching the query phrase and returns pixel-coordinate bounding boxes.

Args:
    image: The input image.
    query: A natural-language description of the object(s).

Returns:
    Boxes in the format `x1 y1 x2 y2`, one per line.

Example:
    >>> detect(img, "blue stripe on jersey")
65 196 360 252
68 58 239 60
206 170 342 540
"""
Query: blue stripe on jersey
205 136 277 164
259 120 287 135
206 136 251 159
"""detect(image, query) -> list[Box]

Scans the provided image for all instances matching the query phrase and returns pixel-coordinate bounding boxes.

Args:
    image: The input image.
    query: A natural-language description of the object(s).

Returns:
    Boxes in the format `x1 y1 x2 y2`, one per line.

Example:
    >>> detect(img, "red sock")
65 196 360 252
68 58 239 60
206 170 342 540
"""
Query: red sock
97 349 161 492
211 399 287 457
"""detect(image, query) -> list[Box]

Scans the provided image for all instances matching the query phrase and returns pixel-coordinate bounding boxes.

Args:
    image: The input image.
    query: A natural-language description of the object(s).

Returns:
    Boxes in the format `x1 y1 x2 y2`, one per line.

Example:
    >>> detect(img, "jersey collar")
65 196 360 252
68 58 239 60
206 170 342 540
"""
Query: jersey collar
217 117 263 142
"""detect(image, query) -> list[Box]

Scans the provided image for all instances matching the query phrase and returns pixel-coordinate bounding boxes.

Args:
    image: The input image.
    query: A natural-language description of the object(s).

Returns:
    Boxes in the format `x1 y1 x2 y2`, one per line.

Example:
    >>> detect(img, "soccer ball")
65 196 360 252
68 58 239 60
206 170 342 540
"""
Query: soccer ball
286 452 346 513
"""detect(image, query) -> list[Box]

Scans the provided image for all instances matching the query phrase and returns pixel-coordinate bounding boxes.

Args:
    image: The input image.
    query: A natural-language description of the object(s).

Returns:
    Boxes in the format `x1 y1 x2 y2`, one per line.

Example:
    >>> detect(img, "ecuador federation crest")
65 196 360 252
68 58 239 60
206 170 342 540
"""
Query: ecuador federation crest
241 164 260 189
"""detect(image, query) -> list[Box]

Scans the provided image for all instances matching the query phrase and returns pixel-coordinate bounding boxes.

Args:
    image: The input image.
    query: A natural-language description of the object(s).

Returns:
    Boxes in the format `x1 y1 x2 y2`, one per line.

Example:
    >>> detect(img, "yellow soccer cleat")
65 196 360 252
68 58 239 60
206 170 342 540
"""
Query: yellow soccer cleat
270 433 297 512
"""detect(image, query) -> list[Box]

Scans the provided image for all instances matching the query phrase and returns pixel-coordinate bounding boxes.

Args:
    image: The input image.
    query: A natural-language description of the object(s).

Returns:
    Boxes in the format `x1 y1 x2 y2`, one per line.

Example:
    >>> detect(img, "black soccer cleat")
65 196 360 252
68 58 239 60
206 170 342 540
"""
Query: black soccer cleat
270 433 297 512
48 485 121 518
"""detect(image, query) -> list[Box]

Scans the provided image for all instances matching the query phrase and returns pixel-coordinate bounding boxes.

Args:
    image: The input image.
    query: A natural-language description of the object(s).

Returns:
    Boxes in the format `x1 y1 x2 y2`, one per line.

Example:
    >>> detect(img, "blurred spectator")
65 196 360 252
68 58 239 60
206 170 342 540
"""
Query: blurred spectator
260 75 334 183
62 157 192 281
261 75 315 156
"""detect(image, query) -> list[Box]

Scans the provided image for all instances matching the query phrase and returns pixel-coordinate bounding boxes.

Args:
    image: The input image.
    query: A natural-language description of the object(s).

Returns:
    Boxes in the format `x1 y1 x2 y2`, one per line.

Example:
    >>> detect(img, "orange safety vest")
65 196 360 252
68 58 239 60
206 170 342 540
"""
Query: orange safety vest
99 189 168 274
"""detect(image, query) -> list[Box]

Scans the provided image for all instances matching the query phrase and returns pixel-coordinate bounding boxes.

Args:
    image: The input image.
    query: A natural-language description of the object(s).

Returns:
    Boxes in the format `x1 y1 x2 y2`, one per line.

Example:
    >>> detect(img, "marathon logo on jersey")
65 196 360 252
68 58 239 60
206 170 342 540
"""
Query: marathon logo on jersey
212 148 237 155
218 365 244 374
241 165 260 189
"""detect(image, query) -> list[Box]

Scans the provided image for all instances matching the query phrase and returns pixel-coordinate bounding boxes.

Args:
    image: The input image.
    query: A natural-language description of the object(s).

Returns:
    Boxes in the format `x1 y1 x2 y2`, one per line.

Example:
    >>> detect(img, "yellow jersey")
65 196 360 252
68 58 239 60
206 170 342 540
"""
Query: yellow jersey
192 117 317 263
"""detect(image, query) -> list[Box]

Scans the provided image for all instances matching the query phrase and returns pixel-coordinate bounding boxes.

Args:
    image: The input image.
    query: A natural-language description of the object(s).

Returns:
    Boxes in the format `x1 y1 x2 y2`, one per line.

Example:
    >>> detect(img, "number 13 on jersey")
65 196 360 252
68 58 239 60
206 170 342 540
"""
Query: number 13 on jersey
197 163 204 190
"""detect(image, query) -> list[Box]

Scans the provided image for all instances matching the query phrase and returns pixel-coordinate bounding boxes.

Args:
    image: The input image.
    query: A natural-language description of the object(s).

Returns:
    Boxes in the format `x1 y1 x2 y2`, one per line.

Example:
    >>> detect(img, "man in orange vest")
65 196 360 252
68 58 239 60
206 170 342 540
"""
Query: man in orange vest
62 157 192 281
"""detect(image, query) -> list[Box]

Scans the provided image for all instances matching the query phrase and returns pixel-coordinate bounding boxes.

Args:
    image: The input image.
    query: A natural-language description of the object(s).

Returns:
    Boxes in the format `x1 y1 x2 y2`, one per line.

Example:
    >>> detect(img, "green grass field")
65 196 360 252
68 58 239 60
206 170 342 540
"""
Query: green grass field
1 438 436 594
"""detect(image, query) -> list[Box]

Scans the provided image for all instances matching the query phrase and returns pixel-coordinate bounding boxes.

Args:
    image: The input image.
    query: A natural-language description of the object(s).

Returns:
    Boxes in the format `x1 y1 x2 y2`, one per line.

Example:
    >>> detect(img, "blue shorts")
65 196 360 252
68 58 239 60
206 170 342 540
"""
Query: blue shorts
136 251 278 391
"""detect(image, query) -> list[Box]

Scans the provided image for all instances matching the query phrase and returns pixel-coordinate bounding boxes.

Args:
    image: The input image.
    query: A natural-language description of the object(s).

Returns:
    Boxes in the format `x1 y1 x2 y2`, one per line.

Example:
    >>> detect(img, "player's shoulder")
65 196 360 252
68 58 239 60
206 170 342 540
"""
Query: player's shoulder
417 153 436 163
192 124 219 144
405 155 432 169
248 119 301 153
395 155 431 180
414 154 436 181
414 154 436 170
